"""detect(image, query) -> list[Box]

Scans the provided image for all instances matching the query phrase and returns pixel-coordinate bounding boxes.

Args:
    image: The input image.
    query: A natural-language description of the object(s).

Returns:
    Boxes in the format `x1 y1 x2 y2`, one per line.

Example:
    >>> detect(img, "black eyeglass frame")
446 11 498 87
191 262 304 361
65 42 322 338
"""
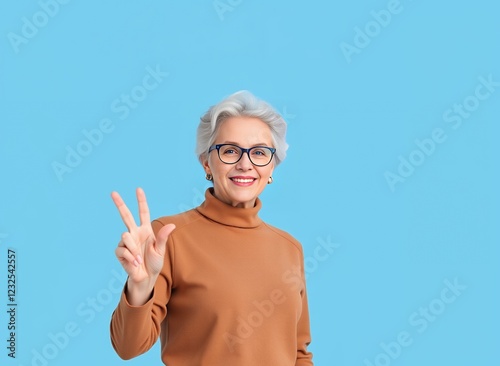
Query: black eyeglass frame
208 144 276 167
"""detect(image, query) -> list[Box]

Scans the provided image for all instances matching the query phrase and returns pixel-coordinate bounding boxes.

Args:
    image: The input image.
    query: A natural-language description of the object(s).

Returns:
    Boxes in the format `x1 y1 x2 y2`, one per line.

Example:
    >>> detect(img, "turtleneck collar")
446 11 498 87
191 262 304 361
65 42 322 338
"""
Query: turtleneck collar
195 188 263 228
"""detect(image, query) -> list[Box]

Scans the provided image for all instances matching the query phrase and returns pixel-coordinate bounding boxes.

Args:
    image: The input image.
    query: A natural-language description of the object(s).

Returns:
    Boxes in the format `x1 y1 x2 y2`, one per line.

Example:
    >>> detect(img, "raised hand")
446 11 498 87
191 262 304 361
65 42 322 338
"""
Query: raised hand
111 188 175 305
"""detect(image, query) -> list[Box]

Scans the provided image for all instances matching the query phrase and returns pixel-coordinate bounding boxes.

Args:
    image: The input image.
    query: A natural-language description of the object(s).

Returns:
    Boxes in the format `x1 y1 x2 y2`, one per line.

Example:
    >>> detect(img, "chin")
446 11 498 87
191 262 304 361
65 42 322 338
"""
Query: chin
228 190 259 206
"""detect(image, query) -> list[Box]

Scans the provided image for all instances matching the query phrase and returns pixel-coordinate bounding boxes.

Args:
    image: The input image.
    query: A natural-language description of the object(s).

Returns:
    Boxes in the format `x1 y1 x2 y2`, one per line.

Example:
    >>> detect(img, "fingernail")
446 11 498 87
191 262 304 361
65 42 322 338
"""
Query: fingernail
137 255 143 264
133 259 139 267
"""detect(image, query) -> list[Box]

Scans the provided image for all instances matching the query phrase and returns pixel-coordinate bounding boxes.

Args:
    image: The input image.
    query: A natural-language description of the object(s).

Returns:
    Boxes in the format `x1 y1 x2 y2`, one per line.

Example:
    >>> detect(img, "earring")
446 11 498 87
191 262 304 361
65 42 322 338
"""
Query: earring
268 176 273 184
206 173 213 181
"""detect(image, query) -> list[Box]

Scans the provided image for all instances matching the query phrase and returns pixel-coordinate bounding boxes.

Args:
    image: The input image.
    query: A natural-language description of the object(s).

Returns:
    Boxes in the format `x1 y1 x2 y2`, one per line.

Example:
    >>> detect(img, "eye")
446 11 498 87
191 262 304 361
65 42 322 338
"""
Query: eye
251 148 269 157
221 146 240 155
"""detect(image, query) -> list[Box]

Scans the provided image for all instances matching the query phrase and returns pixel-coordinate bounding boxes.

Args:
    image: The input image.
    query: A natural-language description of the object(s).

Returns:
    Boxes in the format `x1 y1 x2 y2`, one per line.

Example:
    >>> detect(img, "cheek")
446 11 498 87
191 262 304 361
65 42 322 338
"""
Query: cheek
266 163 275 175
258 167 273 179
212 161 231 178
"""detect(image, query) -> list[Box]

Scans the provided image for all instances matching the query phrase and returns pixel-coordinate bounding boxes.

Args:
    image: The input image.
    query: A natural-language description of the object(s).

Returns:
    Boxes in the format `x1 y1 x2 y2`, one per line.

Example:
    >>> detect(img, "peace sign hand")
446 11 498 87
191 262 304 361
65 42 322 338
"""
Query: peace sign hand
111 188 175 305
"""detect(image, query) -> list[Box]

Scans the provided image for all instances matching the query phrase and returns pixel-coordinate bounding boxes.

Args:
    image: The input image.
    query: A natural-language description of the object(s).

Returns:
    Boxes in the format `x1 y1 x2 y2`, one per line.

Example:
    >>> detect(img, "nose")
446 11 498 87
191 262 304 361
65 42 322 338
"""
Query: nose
235 151 253 170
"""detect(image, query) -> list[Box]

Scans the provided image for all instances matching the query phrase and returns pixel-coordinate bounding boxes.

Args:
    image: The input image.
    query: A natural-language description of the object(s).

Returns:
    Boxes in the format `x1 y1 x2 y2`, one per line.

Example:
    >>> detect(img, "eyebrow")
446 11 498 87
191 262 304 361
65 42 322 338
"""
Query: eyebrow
221 141 272 147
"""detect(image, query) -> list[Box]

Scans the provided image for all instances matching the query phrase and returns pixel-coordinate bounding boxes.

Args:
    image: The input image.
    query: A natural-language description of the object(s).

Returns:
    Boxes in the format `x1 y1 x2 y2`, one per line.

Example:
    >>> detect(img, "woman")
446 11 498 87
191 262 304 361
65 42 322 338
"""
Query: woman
109 91 314 365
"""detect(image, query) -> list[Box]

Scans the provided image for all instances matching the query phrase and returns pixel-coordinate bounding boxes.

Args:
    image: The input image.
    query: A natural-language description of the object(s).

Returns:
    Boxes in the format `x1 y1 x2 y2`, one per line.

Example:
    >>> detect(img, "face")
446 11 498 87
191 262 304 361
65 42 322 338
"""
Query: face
202 116 275 208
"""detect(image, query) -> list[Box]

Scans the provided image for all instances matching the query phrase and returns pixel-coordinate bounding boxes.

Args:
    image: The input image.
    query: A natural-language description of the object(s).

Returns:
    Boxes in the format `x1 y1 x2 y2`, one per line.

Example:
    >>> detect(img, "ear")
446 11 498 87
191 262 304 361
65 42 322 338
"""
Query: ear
201 155 211 175
269 160 276 176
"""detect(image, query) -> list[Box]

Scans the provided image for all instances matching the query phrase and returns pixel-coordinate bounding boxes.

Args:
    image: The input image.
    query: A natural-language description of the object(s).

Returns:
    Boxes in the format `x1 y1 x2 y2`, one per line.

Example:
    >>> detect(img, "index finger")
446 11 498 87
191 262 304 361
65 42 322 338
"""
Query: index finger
136 187 151 226
111 191 138 232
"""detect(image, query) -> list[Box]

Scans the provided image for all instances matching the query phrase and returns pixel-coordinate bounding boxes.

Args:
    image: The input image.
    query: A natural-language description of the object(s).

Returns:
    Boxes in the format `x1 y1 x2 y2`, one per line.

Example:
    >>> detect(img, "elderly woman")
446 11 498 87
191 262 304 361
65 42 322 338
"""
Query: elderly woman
109 91 314 365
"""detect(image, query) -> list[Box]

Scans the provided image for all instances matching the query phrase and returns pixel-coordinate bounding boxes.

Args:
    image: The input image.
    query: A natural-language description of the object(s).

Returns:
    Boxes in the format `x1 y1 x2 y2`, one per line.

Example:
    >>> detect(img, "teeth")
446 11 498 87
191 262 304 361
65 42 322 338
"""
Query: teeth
232 178 254 183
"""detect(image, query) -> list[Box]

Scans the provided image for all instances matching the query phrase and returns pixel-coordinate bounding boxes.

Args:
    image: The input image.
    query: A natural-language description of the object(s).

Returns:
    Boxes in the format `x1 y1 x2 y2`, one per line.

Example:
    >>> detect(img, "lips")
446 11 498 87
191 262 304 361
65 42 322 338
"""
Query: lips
229 176 257 184
230 177 257 183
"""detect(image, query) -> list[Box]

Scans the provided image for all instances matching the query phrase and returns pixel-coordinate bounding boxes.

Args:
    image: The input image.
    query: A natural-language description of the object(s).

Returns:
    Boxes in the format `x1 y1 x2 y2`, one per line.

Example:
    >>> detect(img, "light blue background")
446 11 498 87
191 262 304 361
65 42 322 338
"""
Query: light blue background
1 1 498 365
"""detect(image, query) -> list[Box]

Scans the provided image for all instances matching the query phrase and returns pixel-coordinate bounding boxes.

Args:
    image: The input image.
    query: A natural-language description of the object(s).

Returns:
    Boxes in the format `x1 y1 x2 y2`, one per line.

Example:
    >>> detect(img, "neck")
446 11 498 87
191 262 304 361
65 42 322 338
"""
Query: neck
213 191 256 208
196 188 263 228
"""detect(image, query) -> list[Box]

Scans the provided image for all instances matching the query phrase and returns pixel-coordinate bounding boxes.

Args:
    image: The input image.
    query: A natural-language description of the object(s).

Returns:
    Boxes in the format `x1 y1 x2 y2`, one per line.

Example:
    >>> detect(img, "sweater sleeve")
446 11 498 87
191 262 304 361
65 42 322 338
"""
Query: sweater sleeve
109 220 174 359
296 250 314 365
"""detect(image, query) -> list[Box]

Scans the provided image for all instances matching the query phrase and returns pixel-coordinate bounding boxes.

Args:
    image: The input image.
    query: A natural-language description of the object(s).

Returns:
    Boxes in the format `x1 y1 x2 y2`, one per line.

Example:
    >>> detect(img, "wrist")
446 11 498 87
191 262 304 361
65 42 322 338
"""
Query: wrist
125 277 157 306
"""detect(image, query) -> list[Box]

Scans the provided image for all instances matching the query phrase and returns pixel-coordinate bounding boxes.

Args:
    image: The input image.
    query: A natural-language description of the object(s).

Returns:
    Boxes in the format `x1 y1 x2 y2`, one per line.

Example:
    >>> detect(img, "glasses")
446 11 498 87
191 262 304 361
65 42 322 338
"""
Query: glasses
208 144 276 167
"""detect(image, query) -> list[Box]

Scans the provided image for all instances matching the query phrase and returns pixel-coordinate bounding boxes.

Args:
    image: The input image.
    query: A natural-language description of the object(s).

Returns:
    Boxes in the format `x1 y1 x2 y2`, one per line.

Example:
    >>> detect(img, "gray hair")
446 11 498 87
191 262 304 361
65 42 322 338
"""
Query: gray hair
196 90 289 165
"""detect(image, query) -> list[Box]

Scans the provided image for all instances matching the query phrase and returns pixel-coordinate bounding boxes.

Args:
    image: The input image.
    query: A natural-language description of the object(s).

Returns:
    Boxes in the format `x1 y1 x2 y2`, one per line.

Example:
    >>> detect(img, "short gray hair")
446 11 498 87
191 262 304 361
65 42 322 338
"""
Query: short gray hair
196 90 289 165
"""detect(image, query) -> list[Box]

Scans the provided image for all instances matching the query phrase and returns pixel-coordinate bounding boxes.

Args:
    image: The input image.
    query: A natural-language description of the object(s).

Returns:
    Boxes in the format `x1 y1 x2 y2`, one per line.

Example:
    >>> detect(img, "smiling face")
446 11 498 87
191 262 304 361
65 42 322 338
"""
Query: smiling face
202 116 275 208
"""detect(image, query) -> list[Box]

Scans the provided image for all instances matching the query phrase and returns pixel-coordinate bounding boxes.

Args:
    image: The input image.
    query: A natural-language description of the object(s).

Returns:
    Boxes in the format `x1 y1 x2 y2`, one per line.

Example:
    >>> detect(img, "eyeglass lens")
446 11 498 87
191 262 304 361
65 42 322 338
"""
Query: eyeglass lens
218 145 273 165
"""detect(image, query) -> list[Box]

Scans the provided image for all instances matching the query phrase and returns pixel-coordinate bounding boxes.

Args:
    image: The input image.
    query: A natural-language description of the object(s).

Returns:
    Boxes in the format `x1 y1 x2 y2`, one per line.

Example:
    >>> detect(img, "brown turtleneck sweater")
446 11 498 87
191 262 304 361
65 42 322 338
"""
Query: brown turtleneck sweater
110 188 313 365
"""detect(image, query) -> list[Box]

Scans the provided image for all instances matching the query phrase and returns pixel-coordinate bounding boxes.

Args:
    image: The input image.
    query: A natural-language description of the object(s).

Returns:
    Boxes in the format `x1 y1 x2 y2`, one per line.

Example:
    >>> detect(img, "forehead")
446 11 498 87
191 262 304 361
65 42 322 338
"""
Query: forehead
215 116 272 145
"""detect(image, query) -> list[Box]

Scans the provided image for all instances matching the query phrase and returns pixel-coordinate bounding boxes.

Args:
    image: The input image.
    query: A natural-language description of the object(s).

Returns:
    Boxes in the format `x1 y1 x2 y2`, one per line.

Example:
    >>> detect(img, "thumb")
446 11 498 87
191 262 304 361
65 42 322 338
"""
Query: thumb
155 223 176 253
